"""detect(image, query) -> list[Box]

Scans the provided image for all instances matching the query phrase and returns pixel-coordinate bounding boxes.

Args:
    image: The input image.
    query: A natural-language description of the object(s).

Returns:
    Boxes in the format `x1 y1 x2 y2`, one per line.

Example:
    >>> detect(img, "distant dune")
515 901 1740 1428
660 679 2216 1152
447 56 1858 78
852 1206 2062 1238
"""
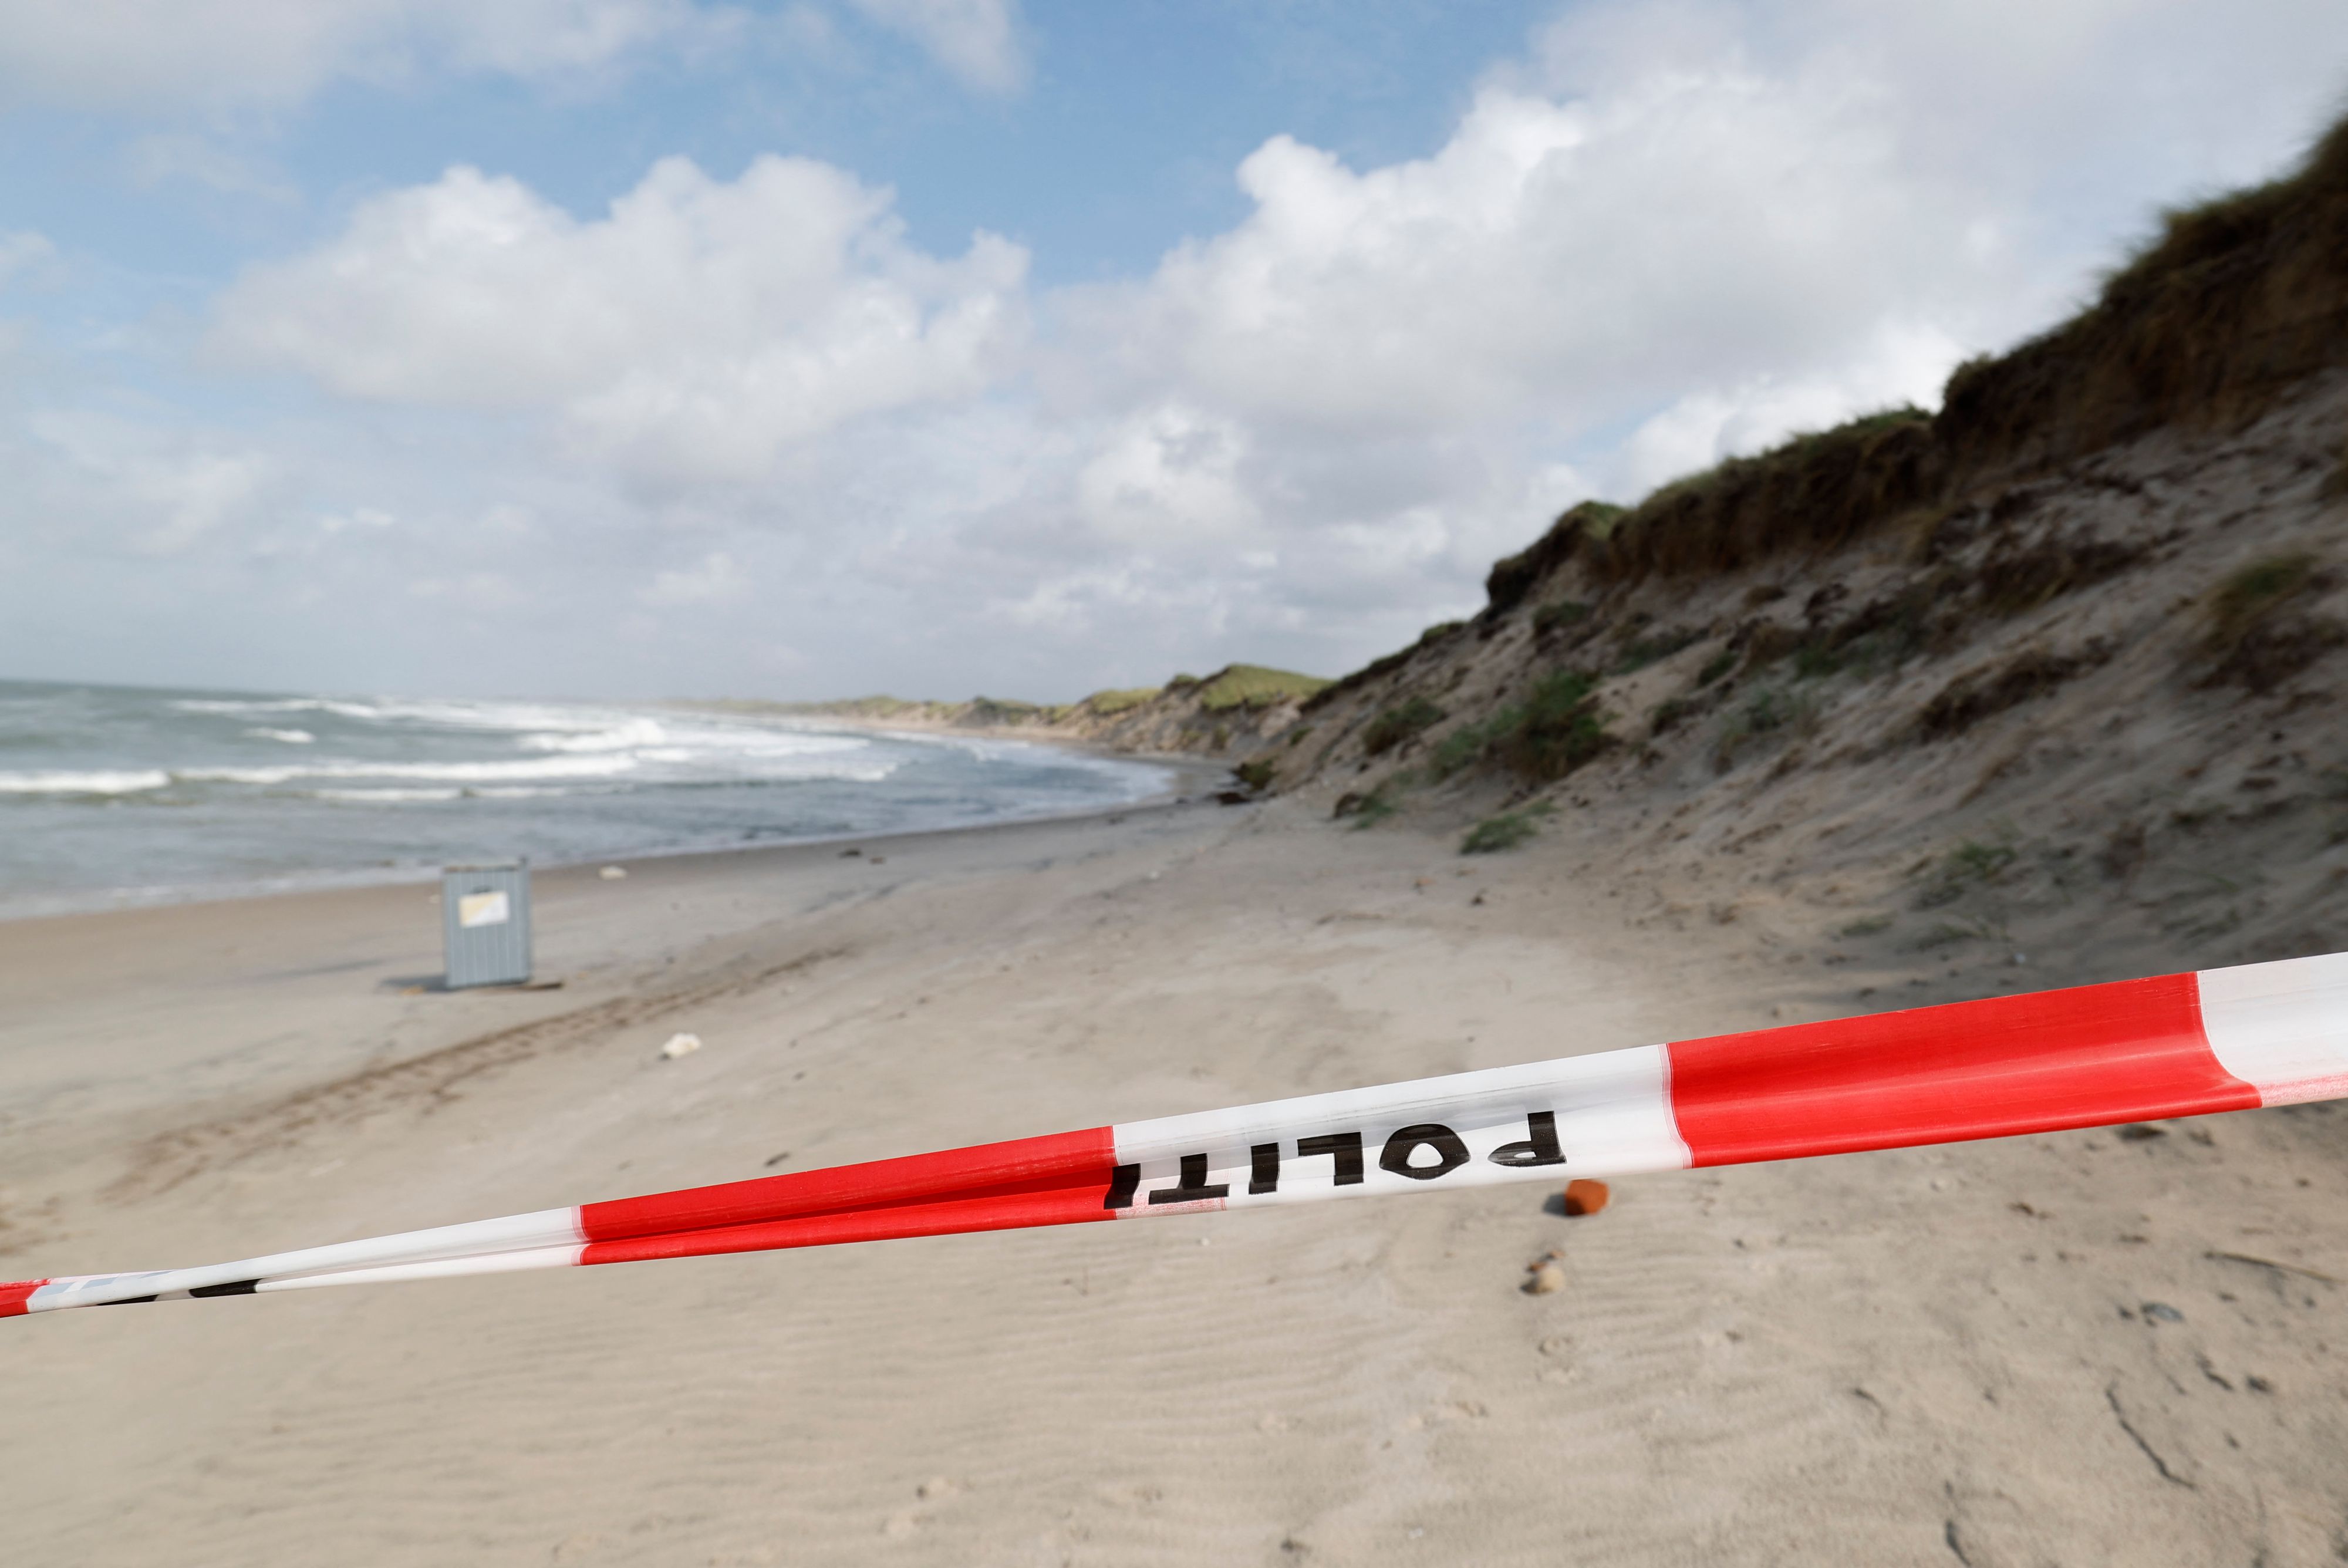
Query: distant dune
702 662 1332 761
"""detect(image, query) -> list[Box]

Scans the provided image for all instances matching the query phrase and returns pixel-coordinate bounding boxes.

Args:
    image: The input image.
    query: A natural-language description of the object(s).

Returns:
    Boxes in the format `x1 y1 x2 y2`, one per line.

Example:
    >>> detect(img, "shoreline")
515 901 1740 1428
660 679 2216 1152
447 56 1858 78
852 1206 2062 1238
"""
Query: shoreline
0 740 1231 928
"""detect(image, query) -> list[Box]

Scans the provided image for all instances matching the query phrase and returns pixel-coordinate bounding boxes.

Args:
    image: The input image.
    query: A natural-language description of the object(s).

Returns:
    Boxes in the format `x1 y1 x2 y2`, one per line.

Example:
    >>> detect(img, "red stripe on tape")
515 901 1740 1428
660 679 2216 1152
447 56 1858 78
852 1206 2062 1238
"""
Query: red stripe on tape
1666 972 2256 1166
580 1127 1119 1242
0 1280 45 1317
582 1182 1112 1266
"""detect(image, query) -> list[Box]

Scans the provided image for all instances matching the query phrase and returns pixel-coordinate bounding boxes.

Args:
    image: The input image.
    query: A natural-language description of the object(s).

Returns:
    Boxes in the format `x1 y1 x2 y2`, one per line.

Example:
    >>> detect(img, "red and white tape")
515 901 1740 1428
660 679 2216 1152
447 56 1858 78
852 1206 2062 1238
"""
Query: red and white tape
8 950 2344 1319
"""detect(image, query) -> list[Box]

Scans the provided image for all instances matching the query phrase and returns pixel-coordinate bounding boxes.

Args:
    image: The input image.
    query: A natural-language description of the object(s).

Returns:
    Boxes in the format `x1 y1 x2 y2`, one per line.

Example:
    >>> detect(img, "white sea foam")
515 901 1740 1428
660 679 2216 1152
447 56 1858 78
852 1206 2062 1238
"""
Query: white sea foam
173 697 321 715
0 768 172 795
245 727 316 744
519 717 669 752
177 693 633 734
180 754 642 786
312 787 465 803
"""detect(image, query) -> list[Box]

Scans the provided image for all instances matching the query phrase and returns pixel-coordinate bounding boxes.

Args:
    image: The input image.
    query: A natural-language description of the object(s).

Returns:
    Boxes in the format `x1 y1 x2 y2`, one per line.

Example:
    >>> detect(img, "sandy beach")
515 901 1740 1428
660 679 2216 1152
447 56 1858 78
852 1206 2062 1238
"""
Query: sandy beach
5 796 2344 1566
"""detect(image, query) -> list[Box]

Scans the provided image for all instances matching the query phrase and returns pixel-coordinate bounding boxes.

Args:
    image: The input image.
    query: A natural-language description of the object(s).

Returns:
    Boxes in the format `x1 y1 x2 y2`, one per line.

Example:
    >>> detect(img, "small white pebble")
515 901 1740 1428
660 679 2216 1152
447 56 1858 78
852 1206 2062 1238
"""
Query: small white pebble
658 1032 702 1060
600 865 628 881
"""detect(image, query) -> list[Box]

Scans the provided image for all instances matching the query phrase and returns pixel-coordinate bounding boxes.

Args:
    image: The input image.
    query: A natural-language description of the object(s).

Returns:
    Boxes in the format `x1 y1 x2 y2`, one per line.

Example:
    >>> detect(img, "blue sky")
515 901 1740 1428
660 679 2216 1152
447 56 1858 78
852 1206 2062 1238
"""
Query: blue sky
1 1 2343 702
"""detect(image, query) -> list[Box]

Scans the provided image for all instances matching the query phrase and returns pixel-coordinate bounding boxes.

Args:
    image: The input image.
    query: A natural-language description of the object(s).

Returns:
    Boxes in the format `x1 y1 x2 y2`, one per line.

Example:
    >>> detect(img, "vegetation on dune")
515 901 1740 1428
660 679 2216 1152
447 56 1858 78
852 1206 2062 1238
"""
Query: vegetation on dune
1531 599 1591 638
1605 409 1938 583
1915 643 2113 740
1611 626 1706 675
783 694 920 717
1194 664 1334 712
1486 502 1625 612
2196 551 2344 691
1429 716 1503 780
1914 837 2019 911
2325 438 2348 502
1079 686 1162 716
1461 805 1551 854
1332 773 1408 828
1361 696 1445 755
2205 553 2323 649
1712 685 1817 770
1942 115 2348 472
962 697 1046 723
1493 669 1611 781
1414 669 1613 784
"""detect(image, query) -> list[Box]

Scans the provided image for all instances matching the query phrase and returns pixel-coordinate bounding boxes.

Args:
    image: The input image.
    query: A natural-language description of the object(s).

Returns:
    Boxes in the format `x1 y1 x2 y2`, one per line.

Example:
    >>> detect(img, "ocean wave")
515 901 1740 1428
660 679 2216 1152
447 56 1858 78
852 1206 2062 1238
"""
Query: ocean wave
0 768 172 795
176 693 633 734
180 754 642 786
173 697 321 716
312 787 465 804
519 717 669 753
245 727 316 744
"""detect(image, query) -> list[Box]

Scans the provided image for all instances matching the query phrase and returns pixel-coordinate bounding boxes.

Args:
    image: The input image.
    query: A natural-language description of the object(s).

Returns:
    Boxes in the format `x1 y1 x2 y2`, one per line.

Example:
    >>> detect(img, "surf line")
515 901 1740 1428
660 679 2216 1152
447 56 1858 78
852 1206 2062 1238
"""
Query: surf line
9 949 2345 1319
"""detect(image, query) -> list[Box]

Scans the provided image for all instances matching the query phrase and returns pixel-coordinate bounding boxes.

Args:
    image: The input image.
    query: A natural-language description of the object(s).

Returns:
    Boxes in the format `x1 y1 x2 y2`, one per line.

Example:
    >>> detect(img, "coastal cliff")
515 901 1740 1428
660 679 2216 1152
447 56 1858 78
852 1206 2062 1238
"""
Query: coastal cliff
1232 113 2348 980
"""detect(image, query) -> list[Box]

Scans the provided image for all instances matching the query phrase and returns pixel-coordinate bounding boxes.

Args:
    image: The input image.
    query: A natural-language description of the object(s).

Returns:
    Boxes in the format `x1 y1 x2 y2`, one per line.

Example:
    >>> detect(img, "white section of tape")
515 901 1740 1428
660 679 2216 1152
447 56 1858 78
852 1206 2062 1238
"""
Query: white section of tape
255 1243 584 1293
1111 1043 1686 1212
25 1206 585 1311
25 1270 177 1310
2199 952 2348 1105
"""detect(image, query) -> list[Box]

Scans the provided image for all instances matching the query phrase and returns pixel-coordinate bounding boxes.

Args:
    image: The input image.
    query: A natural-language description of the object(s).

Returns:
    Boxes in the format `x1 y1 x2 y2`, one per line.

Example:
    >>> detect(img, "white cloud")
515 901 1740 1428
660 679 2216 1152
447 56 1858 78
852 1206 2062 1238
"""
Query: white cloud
1061 66 1975 439
212 156 1028 485
849 0 1024 94
16 0 2347 702
318 506 396 534
0 0 731 112
643 549 749 605
1073 404 1259 547
26 411 276 555
409 571 525 608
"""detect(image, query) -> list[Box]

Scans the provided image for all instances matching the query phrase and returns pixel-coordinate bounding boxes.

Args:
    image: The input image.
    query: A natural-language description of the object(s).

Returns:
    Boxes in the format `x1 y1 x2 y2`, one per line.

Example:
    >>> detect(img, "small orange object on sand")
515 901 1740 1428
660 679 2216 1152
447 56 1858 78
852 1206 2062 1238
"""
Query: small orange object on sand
1562 1179 1611 1216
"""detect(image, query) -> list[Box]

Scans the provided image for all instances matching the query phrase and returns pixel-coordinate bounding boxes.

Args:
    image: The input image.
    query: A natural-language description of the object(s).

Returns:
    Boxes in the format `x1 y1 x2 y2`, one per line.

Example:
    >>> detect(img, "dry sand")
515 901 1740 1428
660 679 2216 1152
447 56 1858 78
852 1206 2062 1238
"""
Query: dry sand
5 797 2345 1566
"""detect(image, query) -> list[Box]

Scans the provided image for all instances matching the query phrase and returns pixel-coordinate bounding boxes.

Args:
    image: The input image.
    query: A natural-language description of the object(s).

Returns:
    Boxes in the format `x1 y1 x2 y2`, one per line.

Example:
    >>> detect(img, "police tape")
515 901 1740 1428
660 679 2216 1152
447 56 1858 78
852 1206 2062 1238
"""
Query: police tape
8 950 2345 1319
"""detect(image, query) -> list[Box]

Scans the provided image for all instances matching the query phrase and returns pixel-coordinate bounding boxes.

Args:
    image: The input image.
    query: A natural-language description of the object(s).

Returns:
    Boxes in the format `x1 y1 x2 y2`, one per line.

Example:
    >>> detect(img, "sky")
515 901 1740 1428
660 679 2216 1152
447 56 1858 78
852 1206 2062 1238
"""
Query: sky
0 1 2343 703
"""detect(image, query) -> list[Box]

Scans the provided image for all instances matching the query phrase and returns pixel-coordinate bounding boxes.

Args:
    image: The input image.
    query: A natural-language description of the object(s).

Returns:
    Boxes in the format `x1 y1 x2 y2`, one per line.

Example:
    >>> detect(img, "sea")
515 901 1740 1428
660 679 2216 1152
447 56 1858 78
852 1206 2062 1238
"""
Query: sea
0 680 1179 920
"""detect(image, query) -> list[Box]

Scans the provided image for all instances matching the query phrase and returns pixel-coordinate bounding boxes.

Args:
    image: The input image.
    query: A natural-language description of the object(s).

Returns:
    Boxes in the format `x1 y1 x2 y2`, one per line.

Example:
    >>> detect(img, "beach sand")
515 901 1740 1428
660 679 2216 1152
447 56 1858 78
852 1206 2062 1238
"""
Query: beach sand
5 798 2344 1565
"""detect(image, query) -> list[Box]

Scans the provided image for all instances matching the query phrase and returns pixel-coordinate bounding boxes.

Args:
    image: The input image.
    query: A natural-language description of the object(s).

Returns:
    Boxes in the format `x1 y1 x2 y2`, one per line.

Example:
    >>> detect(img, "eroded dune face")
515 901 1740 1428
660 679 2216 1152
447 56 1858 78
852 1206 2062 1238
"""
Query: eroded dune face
1258 119 2348 994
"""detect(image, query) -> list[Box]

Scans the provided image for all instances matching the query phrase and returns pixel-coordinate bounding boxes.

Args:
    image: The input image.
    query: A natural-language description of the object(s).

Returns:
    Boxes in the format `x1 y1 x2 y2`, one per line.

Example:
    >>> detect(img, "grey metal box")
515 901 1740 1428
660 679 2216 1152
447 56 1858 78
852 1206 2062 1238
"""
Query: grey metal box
441 862 532 989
